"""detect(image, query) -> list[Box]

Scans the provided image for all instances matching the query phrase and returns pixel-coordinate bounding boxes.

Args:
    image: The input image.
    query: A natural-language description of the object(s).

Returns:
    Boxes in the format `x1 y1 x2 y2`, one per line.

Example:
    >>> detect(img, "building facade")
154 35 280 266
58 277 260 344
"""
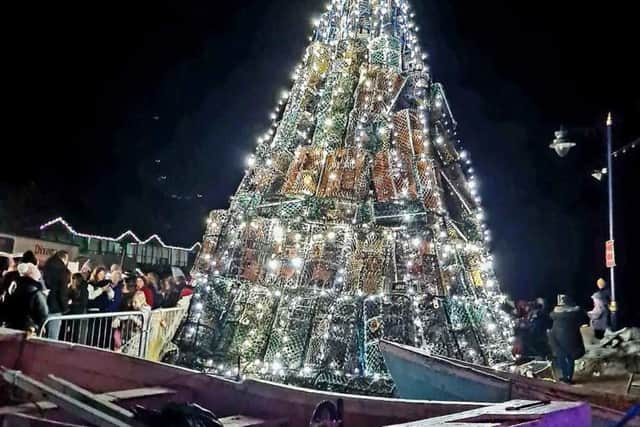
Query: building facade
38 217 200 272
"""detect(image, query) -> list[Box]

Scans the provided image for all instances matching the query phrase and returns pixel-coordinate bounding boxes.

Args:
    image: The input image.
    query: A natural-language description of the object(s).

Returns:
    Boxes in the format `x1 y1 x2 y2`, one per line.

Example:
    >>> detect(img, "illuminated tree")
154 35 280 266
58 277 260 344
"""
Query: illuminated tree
180 0 512 394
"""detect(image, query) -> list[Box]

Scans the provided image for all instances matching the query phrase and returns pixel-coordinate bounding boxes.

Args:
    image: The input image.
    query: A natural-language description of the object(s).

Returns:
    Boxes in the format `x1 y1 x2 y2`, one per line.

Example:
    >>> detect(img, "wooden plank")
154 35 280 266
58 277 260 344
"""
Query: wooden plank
1 368 132 427
103 387 175 401
45 374 139 423
1 412 87 426
0 387 174 415
627 373 638 394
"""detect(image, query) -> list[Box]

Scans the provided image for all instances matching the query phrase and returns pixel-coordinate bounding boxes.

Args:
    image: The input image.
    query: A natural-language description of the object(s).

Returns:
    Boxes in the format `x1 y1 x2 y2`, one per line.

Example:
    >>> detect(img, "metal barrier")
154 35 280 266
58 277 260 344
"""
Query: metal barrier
40 298 191 361
145 305 188 361
40 311 148 357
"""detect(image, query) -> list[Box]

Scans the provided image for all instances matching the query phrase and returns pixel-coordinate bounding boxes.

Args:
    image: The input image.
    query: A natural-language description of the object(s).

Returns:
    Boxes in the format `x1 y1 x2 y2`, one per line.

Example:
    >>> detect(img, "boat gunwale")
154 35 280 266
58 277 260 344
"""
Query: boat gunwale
379 340 511 384
379 339 640 413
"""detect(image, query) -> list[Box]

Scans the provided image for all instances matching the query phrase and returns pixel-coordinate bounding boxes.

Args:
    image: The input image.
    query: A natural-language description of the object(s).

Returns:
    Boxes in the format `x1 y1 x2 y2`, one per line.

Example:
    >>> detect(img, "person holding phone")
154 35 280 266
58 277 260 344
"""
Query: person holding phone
87 267 114 311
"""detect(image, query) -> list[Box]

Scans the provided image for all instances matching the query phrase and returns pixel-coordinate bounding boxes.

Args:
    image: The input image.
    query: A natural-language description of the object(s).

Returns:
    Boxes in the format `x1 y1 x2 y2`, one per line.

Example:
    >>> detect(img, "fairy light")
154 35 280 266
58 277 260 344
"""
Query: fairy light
39 217 201 252
180 0 514 388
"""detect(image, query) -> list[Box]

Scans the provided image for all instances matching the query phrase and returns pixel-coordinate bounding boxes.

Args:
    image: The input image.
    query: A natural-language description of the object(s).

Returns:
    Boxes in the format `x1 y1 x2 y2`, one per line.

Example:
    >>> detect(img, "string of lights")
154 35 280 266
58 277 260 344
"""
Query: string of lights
39 217 201 252
178 0 513 395
612 137 638 159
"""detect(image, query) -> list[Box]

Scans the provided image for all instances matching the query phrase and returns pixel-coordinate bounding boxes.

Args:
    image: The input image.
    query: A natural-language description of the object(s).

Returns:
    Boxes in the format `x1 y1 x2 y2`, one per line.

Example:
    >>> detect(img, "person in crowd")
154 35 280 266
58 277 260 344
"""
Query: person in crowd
80 260 93 282
176 275 193 298
0 257 8 324
146 272 163 309
588 291 609 339
528 298 552 358
548 294 586 384
43 250 70 339
595 278 611 309
20 250 38 266
3 262 49 334
105 263 122 282
21 251 47 290
87 266 114 311
68 272 89 343
112 280 152 352
135 275 154 307
132 287 152 312
118 277 137 311
1 256 19 326
1 255 19 293
512 301 533 361
89 266 107 285
160 276 179 308
0 255 9 277
68 273 88 315
103 270 124 312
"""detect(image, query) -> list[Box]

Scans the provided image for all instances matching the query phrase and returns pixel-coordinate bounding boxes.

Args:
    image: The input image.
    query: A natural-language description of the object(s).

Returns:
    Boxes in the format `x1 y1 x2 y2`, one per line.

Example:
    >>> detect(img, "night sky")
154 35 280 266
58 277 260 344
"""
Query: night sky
4 1 639 323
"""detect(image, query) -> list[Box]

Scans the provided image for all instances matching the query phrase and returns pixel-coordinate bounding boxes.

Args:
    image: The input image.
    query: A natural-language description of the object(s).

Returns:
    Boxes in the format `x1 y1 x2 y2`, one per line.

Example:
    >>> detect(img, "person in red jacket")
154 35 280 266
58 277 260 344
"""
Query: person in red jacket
135 276 154 308
176 275 193 298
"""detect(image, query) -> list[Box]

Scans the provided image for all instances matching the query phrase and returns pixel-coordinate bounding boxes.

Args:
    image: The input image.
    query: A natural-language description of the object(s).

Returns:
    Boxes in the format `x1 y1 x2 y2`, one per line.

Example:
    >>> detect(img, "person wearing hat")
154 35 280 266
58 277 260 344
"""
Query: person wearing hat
547 294 586 384
588 291 609 339
3 263 49 334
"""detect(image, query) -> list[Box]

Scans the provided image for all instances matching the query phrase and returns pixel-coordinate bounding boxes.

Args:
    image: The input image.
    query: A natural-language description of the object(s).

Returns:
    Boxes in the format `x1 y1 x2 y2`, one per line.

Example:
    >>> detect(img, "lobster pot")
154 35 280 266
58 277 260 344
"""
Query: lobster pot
312 70 359 149
369 35 402 72
317 148 370 201
364 297 385 375
336 38 368 74
281 147 324 196
415 160 441 211
372 152 396 202
302 297 360 373
263 292 317 370
273 42 331 151
253 151 294 196
354 0 372 34
227 287 278 369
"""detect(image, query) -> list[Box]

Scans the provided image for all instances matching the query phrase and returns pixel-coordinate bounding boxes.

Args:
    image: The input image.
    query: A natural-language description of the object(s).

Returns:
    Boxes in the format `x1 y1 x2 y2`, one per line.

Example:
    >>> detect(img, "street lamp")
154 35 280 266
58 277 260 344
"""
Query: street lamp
549 113 617 329
548 127 576 157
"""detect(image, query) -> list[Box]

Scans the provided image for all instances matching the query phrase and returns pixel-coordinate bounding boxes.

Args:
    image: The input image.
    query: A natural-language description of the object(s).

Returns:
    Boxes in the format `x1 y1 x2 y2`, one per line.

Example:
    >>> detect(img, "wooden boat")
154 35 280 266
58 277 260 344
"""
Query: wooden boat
379 339 640 427
0 329 590 426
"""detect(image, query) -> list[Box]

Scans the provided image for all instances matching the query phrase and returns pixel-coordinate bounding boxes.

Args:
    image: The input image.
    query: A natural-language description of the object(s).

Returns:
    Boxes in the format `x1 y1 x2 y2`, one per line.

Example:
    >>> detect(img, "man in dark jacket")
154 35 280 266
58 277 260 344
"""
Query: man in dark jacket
548 294 586 384
43 250 70 339
4 263 49 333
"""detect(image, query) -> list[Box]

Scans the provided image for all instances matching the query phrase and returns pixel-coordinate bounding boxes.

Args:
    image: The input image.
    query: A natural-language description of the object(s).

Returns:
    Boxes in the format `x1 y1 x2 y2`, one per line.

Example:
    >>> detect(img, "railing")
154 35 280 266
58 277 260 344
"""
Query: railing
39 297 191 361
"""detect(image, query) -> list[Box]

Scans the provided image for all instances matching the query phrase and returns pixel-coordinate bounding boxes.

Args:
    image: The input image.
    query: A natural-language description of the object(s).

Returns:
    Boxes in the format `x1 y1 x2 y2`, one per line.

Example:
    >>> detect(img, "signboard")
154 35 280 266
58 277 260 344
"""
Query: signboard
605 240 616 268
0 233 79 265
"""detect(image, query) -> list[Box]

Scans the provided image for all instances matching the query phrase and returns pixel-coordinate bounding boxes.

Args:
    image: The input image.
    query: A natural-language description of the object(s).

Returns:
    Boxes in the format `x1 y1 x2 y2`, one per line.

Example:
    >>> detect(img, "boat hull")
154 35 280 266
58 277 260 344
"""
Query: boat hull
379 340 640 427
0 330 482 426
382 340 510 402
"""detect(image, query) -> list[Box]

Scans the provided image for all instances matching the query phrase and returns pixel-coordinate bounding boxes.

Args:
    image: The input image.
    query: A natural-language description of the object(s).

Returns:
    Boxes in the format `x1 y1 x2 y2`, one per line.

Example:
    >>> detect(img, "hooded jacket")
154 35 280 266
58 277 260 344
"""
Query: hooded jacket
588 292 609 332
4 275 49 331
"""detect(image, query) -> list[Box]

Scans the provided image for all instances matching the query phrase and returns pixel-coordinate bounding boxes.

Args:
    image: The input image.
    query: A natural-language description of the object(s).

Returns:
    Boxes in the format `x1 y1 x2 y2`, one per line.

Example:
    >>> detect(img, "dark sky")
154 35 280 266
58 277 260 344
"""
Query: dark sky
5 1 639 322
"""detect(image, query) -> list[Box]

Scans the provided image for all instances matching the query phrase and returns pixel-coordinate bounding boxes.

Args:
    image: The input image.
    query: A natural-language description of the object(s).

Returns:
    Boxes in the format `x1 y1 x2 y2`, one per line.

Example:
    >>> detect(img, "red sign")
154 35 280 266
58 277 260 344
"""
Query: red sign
605 240 616 268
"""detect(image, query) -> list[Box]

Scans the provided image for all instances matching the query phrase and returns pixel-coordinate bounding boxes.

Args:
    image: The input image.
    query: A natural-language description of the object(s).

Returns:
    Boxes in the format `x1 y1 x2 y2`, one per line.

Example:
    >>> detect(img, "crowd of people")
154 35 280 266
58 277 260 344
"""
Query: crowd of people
505 278 613 384
0 250 193 338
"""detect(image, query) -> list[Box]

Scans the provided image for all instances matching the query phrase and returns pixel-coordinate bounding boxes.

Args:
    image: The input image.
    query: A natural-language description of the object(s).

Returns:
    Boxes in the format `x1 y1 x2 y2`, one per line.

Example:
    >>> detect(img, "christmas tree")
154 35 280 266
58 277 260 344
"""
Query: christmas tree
179 0 513 395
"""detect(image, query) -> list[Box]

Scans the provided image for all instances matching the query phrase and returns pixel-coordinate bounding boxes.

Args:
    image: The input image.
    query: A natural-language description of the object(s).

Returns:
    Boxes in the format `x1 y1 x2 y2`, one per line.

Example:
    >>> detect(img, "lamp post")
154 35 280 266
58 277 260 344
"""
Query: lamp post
605 113 617 329
549 113 617 329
